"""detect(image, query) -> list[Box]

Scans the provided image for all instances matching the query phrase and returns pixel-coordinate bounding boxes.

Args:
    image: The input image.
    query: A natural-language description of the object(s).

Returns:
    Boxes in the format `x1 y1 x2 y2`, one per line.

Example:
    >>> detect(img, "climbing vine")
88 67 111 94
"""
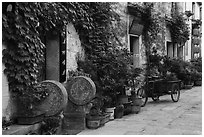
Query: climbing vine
2 3 72 94
169 4 190 43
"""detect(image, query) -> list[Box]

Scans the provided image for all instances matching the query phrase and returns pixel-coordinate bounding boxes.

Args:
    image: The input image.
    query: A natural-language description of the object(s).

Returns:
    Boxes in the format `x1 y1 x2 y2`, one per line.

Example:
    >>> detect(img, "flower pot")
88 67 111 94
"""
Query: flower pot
184 84 193 89
100 113 110 126
131 105 141 114
86 118 101 129
114 110 124 119
105 107 115 120
114 105 124 119
131 97 142 106
194 80 202 86
118 95 129 104
17 111 45 125
123 102 132 115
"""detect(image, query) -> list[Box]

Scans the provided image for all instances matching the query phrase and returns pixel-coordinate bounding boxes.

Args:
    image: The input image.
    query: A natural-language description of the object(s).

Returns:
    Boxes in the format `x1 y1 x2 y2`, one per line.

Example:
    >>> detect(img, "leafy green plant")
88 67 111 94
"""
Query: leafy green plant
169 7 190 43
78 47 142 108
40 116 61 135
16 83 49 115
2 2 119 106
2 116 14 130
191 57 202 72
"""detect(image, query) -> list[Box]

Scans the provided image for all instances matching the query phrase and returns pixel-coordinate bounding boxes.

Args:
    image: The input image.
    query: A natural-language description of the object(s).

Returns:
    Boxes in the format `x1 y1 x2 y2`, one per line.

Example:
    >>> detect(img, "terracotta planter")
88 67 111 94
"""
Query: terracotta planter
105 107 115 120
123 102 132 115
114 105 124 119
131 97 142 106
184 84 193 89
86 114 110 129
118 95 129 104
131 105 141 114
17 111 45 125
86 118 100 129
114 110 124 118
100 114 110 126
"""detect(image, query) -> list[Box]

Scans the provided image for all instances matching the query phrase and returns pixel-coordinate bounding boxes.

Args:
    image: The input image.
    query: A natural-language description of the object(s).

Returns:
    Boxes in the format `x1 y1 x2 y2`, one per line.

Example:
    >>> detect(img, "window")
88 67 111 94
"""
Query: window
194 44 200 48
192 2 195 19
130 35 140 68
194 52 200 58
167 42 174 58
200 7 202 20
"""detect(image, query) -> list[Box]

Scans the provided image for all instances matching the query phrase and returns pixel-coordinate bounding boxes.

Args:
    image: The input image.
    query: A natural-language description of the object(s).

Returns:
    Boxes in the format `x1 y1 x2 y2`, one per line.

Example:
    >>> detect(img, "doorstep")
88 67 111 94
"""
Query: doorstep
2 123 41 135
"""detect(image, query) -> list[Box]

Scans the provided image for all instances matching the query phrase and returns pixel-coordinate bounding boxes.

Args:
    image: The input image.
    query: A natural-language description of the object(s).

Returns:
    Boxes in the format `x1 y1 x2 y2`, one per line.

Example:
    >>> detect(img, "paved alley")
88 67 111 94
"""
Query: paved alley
78 86 202 135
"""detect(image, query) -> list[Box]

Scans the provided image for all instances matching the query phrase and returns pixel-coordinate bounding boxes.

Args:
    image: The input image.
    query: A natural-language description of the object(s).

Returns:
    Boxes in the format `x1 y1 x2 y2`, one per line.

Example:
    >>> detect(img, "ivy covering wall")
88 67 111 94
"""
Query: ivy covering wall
2 2 119 96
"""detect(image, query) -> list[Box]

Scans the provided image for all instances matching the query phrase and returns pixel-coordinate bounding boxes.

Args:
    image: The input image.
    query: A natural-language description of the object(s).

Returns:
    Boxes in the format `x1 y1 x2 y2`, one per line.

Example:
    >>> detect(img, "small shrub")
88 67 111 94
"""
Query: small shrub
40 116 61 135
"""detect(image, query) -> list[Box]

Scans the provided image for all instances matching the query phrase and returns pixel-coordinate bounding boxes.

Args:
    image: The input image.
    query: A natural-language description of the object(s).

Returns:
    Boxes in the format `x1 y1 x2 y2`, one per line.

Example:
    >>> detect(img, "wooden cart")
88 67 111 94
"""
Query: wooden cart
137 77 181 107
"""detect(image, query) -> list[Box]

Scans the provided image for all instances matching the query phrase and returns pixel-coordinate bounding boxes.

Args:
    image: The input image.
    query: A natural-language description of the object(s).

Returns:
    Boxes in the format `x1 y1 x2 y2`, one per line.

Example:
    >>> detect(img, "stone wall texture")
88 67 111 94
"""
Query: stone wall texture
2 44 16 120
66 23 84 78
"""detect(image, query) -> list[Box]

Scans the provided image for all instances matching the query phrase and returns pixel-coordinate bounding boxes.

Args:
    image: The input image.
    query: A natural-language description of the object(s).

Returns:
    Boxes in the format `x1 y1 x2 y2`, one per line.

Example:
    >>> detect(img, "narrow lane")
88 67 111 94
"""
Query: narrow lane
78 86 202 135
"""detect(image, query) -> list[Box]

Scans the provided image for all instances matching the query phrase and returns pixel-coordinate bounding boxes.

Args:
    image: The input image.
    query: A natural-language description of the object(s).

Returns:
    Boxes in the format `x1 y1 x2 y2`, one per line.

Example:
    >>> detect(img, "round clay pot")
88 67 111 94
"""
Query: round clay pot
184 84 193 89
131 97 142 106
131 105 141 114
86 118 100 129
118 95 129 104
114 105 124 119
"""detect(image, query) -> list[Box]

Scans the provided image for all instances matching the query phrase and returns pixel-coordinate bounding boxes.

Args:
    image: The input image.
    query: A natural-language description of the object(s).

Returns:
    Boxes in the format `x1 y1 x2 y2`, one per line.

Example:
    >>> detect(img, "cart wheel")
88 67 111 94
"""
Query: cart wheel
152 96 159 101
137 87 148 107
171 84 180 102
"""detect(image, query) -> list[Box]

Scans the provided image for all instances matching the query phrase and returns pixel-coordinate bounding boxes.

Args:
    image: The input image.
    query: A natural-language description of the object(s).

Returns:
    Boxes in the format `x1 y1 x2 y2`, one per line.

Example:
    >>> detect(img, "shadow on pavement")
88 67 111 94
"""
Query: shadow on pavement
147 99 174 105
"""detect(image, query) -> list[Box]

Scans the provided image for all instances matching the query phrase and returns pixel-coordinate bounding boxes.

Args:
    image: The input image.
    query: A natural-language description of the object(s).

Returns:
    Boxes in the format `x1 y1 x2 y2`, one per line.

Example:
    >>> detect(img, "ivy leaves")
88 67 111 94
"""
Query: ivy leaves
2 2 119 95
170 11 190 43
2 2 45 93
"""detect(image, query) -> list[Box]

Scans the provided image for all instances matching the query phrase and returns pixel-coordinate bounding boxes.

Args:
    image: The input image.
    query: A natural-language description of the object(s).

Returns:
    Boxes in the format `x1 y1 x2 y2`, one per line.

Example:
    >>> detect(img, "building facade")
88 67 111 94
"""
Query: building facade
173 2 202 61
2 2 202 120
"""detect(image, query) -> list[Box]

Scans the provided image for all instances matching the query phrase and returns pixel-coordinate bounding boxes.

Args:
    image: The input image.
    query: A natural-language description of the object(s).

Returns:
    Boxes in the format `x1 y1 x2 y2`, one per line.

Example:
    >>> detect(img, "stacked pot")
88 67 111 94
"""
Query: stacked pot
131 96 142 114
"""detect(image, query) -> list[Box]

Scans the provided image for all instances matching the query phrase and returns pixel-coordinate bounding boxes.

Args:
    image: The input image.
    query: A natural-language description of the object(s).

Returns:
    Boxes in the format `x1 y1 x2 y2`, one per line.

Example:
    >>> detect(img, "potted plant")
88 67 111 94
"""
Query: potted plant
130 90 142 114
182 69 194 89
86 107 101 129
86 106 110 129
2 116 14 131
191 57 202 86
102 95 116 120
86 97 110 129
117 86 129 104
114 104 124 119
192 71 202 86
40 116 62 135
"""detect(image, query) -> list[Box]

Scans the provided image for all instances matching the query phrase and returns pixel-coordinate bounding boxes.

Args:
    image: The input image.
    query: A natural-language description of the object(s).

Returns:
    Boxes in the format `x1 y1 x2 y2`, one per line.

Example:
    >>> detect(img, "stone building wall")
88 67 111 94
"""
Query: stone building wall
66 23 85 78
152 2 172 56
111 2 146 68
2 44 16 120
2 22 85 120
111 2 128 48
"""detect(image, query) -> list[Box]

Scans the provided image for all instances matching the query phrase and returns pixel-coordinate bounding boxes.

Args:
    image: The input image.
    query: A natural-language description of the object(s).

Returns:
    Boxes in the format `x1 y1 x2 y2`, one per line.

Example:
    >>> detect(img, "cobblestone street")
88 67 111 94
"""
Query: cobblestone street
78 86 202 135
